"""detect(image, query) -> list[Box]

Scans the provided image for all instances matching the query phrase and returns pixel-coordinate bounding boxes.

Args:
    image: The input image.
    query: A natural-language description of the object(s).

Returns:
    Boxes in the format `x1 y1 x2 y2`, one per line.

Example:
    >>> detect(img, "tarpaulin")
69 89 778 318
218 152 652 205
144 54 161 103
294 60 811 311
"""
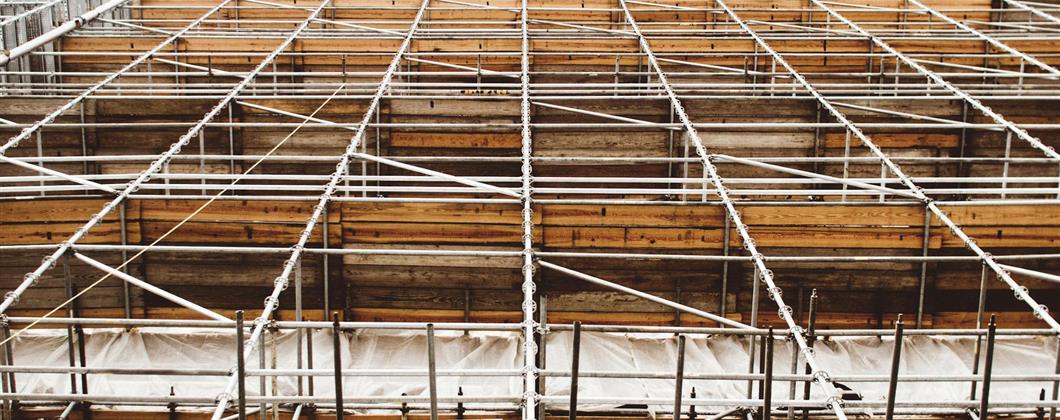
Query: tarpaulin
8 328 1055 414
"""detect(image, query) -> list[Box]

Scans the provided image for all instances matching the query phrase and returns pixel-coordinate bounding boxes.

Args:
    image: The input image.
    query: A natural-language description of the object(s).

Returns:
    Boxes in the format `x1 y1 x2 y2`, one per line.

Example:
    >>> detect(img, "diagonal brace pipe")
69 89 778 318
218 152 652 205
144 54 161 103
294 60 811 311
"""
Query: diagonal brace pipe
617 0 852 416
539 260 751 329
73 252 230 322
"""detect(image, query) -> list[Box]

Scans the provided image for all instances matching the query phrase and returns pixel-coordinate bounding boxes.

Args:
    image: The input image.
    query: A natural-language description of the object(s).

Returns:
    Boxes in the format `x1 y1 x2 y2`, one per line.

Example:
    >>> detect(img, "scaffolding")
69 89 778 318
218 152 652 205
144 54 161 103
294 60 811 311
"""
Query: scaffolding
0 0 1059 418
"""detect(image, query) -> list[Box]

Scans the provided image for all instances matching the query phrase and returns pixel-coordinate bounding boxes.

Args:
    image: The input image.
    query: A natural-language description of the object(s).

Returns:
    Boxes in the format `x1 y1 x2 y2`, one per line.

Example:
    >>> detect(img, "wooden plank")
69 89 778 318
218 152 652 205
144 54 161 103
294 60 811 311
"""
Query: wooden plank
0 222 140 245
5 199 1057 250
390 132 522 148
141 221 337 245
344 222 528 244
770 270 921 290
345 265 522 289
545 291 728 313
935 270 1060 290
941 204 1060 226
58 34 1039 61
932 311 1051 329
744 226 938 249
541 270 722 292
390 98 520 117
624 227 725 249
140 199 340 224
541 204 1060 229
0 97 92 116
543 226 627 248
941 226 1060 248
348 286 519 310
347 286 731 313
0 198 136 223
1 286 129 309
343 221 530 243
533 131 670 158
144 256 323 287
0 251 144 289
543 225 935 249
541 204 724 227
821 132 960 148
349 307 744 326
238 98 369 116
342 244 523 268
341 202 527 224
739 204 925 226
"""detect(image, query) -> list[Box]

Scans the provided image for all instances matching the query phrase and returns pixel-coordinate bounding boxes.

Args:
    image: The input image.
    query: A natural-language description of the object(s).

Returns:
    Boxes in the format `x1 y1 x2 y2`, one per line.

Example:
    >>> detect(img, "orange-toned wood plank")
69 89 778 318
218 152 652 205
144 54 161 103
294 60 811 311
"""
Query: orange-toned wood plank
541 204 725 227
0 198 137 223
139 199 340 224
0 222 140 245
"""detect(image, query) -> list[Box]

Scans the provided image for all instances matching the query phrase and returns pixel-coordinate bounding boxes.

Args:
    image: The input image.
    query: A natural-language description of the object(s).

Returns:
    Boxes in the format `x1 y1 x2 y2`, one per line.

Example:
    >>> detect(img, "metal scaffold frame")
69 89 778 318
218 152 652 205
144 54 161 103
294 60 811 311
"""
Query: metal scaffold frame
0 0 1058 418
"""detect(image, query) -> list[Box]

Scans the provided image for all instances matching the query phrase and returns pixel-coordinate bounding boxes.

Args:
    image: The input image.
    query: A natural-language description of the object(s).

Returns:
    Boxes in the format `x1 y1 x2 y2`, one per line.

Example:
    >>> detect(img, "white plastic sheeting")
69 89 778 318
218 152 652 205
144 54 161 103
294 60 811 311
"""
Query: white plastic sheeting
11 328 522 403
543 331 1057 414
7 328 1057 413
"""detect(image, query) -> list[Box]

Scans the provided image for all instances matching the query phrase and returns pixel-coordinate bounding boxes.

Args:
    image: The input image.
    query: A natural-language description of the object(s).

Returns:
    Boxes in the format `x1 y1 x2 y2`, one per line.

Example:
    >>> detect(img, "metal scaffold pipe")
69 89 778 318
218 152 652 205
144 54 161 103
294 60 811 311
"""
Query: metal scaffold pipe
0 0 130 67
206 0 432 417
0 0 1059 416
